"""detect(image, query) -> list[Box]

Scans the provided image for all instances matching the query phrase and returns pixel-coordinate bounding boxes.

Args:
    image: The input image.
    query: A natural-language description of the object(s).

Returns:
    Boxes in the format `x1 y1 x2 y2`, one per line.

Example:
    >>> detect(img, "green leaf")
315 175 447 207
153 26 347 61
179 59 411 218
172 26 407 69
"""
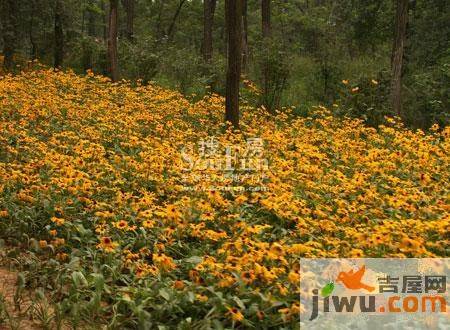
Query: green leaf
72 271 88 288
16 273 26 289
159 288 170 301
233 296 245 309
320 282 335 297
90 273 105 291
184 256 203 264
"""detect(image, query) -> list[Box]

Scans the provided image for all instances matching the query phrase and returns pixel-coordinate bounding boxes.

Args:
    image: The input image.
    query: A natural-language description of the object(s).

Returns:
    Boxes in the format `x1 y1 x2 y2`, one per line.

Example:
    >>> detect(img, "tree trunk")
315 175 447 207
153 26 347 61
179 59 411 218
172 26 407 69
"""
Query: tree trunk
87 0 96 37
262 0 271 112
391 0 408 117
203 0 217 62
167 0 187 42
1 0 18 71
54 0 64 68
262 0 271 38
108 0 119 82
241 0 248 73
29 0 38 60
121 0 134 41
102 1 108 43
82 0 96 71
225 0 243 129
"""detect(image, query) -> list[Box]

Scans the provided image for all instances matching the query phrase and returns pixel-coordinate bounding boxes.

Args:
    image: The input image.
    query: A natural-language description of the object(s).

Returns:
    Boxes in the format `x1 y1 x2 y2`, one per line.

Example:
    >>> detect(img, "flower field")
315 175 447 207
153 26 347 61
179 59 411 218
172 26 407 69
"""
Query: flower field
0 70 449 328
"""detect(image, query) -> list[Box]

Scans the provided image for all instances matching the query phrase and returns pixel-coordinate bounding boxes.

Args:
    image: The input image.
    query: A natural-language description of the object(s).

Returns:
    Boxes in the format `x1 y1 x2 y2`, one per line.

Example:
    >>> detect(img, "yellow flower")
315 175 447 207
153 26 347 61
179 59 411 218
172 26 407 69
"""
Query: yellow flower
142 219 155 229
278 284 288 295
165 204 181 219
288 271 300 284
51 217 65 226
196 294 208 302
234 195 248 205
97 237 118 253
349 248 364 258
288 244 311 255
241 270 256 284
200 212 214 221
52 238 65 247
400 237 421 251
153 253 176 271
56 252 68 261
114 220 129 230
269 243 284 256
227 307 244 322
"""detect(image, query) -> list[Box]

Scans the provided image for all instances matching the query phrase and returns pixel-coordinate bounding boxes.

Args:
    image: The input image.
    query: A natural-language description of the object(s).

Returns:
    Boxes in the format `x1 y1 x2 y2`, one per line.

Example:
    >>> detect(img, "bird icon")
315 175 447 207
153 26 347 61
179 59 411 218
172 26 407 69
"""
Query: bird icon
336 265 375 292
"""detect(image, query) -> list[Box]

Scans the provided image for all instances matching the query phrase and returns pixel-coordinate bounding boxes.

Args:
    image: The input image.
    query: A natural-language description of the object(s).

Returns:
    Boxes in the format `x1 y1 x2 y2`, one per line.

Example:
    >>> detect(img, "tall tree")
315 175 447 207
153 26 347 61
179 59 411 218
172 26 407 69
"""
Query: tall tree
241 0 248 72
87 0 97 37
29 0 38 61
108 0 119 81
121 0 134 41
54 0 64 68
262 0 271 38
203 0 217 62
261 0 271 111
391 0 408 116
102 1 108 42
167 0 187 42
1 0 19 70
225 0 243 128
82 0 97 71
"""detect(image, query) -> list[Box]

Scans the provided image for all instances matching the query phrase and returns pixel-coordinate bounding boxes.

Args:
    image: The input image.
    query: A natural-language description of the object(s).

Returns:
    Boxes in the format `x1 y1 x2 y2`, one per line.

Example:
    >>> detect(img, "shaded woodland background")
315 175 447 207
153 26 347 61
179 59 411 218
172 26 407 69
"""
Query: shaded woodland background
0 0 448 128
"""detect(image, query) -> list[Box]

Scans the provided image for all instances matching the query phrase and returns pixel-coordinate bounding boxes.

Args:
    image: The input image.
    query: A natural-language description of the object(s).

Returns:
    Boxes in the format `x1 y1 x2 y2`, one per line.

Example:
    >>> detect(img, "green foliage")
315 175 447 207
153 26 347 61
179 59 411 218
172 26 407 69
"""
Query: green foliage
334 72 392 127
256 40 290 112
119 37 160 83
404 61 450 128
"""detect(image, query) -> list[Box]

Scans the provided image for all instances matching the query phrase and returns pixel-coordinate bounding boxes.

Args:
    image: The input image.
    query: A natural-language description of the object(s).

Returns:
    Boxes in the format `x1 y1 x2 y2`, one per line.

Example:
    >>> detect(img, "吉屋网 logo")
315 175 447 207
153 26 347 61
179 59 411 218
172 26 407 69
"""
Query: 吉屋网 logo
301 259 449 328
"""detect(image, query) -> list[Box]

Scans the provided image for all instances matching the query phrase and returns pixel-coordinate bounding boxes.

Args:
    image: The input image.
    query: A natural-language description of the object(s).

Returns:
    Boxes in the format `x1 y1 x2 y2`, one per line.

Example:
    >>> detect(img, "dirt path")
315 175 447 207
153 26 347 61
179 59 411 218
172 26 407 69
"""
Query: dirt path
0 268 35 330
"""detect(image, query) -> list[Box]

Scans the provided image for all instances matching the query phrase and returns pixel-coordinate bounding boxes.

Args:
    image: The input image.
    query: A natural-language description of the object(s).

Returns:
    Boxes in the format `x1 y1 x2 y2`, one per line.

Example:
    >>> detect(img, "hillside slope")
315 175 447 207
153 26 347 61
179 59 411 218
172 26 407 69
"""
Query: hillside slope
0 70 448 328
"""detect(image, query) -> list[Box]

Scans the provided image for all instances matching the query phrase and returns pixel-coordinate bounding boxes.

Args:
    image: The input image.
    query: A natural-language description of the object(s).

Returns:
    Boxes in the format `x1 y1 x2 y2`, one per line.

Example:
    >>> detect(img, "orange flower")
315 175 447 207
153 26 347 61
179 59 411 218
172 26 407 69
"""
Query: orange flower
56 252 68 261
173 280 185 290
51 217 65 226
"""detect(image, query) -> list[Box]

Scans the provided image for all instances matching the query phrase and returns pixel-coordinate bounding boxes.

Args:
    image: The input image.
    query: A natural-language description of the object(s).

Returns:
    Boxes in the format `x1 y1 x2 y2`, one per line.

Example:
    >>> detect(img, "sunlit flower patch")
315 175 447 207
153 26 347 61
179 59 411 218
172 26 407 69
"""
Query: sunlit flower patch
0 69 448 327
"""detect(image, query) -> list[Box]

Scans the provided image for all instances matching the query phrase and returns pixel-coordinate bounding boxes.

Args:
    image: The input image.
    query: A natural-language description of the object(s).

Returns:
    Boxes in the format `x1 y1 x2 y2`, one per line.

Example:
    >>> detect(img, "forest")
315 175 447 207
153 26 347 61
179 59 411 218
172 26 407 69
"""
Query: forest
0 1 449 329
1 0 448 128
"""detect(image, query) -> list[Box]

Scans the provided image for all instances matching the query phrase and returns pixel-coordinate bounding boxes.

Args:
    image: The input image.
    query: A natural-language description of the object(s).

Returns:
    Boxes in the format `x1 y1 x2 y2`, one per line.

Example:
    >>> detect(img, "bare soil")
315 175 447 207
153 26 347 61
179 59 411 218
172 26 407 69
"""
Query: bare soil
0 268 36 330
